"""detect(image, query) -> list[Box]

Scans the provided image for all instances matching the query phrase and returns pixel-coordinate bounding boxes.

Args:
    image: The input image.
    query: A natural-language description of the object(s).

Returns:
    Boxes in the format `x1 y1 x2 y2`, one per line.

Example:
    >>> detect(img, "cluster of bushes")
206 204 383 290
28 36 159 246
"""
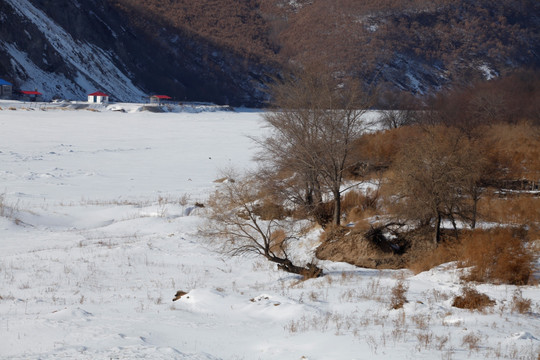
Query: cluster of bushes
207 67 538 285
341 72 539 285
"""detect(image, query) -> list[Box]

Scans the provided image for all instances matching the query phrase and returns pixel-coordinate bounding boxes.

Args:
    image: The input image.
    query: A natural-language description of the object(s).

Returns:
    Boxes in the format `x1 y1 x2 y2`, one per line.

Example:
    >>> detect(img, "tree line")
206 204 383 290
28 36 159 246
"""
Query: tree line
205 66 539 281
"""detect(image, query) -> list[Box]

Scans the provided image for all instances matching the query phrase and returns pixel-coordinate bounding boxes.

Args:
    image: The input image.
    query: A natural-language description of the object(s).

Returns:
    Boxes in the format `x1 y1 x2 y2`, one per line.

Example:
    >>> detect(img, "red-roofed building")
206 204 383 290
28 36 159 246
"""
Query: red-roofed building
88 91 109 104
149 95 172 105
21 90 43 102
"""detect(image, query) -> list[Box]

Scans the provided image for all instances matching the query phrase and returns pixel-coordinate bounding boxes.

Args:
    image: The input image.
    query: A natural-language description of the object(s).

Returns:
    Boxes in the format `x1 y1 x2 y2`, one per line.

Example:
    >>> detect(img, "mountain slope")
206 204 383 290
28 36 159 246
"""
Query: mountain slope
0 0 538 104
0 0 275 105
1 0 145 101
275 0 540 94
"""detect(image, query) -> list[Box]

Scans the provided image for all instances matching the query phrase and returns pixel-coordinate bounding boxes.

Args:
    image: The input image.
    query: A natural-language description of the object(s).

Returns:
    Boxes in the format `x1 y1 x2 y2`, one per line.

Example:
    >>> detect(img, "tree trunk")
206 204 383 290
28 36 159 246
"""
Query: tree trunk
435 213 442 245
332 189 341 226
471 197 478 229
267 255 323 279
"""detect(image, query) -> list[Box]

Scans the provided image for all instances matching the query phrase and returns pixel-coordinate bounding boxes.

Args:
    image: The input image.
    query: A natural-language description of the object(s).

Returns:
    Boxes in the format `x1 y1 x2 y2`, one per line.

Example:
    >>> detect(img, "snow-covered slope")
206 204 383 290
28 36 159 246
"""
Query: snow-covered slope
2 0 146 101
0 107 538 359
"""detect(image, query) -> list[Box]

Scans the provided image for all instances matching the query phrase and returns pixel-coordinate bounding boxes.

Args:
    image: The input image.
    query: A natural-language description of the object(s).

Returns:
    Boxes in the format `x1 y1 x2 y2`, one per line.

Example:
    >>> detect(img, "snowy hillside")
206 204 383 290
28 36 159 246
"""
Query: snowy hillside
2 0 146 102
0 105 539 359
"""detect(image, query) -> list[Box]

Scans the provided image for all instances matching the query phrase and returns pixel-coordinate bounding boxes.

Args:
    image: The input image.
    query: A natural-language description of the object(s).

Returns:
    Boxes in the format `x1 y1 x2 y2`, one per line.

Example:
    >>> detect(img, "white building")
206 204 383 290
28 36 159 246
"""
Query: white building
88 91 109 104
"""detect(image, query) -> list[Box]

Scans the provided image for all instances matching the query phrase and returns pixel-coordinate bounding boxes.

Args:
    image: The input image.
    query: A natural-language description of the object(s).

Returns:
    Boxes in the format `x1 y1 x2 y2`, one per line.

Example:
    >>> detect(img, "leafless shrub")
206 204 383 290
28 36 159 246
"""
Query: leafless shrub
452 286 495 311
411 313 431 330
510 289 532 314
389 279 408 309
461 332 481 352
391 310 408 343
435 334 450 351
415 331 434 351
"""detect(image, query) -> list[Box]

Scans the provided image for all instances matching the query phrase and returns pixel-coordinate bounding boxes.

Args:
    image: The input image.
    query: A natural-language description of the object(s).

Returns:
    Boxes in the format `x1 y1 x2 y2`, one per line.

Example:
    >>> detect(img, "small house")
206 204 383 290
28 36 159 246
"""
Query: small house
21 90 43 102
88 91 109 104
0 79 13 99
149 95 172 105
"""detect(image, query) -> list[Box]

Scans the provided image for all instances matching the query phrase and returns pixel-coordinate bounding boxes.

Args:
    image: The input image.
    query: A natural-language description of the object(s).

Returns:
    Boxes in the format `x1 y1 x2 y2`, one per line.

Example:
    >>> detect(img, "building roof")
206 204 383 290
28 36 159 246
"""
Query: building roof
151 95 172 99
21 90 42 95
0 79 12 86
89 91 109 97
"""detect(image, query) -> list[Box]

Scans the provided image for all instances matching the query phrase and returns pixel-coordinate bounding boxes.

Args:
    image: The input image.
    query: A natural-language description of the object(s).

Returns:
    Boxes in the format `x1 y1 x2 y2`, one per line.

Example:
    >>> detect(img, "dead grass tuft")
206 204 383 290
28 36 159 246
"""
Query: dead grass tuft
510 289 532 314
461 332 481 352
452 286 495 311
342 189 382 226
389 279 408 310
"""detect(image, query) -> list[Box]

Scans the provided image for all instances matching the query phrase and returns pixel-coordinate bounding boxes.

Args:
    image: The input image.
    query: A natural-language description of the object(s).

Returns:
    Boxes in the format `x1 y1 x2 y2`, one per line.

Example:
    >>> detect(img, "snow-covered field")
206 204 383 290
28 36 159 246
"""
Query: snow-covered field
0 103 538 359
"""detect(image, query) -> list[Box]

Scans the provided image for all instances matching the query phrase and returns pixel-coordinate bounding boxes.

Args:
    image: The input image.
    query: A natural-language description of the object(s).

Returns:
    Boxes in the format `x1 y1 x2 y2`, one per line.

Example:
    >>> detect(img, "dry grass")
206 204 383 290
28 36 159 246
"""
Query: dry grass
389 279 408 310
253 199 289 220
342 189 381 225
510 289 532 314
408 238 461 274
479 195 540 234
452 286 495 311
461 332 481 352
409 227 536 286
460 228 535 285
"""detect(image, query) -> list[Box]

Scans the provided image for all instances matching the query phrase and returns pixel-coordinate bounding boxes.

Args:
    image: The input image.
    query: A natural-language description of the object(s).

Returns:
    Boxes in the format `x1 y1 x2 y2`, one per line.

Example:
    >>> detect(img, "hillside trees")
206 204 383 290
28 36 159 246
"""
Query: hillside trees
257 64 373 225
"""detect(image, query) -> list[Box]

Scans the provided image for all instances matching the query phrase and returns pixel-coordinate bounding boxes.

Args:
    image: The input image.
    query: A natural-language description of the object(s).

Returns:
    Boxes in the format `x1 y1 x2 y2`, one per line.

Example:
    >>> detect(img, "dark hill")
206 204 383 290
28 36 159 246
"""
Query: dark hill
0 0 538 105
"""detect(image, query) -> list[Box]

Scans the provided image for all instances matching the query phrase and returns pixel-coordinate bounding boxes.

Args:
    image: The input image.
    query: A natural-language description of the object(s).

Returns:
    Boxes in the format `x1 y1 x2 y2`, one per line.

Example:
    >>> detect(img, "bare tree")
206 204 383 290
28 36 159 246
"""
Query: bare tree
378 91 420 129
388 125 483 244
379 109 418 129
257 64 373 225
204 171 322 278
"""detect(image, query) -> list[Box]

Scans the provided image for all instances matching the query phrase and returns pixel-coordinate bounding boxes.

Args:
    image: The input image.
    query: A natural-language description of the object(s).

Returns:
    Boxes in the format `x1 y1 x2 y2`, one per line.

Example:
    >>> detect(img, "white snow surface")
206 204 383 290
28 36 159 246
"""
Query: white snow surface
0 105 539 359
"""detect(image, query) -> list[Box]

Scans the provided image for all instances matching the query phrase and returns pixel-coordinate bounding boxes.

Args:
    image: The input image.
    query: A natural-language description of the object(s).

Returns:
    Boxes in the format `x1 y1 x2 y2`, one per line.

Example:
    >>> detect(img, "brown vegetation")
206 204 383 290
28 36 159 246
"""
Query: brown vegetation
112 0 276 62
460 229 534 285
510 289 533 314
316 225 408 269
452 286 495 311
112 0 538 96
390 279 408 310
388 125 483 243
258 63 373 226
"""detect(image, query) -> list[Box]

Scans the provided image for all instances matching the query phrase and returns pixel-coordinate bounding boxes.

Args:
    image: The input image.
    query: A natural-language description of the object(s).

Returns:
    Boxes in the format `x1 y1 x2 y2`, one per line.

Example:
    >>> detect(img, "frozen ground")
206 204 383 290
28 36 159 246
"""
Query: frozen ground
0 103 538 359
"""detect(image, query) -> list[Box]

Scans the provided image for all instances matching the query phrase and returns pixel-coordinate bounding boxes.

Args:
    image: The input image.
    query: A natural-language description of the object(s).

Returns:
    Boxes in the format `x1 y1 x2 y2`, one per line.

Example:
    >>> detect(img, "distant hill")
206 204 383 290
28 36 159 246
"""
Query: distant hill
0 0 538 105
